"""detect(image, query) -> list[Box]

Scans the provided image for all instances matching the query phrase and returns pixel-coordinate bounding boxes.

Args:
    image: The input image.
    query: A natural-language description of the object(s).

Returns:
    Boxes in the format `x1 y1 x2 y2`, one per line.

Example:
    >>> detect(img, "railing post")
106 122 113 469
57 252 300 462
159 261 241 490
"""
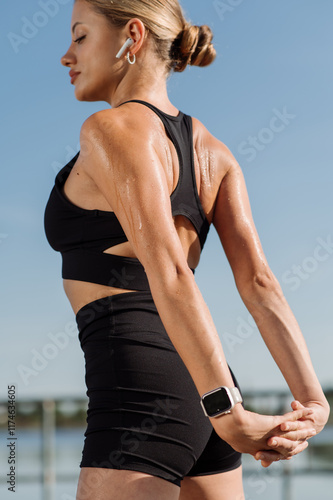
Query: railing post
41 400 56 500
281 462 292 500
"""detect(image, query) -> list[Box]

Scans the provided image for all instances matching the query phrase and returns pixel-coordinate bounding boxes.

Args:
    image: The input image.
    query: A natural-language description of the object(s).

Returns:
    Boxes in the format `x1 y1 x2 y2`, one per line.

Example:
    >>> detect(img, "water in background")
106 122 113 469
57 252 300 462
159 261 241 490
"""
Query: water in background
0 428 332 500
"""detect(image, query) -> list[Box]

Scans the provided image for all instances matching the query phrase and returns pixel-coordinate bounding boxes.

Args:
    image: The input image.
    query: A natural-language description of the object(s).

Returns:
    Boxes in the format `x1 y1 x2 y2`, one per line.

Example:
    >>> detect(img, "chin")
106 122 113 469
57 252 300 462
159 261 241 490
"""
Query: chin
74 89 94 102
74 86 106 103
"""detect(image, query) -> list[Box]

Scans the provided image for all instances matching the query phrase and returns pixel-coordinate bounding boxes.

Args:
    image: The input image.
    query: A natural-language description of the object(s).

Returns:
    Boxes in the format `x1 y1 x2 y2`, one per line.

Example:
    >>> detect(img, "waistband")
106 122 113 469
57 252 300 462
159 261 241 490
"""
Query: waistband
75 290 157 331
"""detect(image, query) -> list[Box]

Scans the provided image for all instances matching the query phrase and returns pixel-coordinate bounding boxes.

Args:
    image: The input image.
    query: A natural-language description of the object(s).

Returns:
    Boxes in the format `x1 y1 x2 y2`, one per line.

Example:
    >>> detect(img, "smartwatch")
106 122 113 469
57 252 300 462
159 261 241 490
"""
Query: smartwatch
200 386 243 418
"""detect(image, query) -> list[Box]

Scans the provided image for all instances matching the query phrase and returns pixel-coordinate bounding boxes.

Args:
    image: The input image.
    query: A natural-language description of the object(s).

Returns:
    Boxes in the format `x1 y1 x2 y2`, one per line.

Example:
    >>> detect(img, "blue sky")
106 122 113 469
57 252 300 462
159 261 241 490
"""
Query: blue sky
1 0 332 401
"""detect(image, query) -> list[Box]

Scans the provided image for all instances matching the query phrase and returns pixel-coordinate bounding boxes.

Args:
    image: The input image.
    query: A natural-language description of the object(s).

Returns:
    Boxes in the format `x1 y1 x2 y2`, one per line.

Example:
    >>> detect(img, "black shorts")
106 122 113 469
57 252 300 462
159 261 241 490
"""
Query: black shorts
76 291 242 487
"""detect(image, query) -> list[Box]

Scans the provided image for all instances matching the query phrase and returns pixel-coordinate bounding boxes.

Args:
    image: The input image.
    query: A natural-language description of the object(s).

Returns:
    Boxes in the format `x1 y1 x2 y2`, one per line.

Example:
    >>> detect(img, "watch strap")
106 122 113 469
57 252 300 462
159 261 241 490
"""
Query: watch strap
229 387 242 406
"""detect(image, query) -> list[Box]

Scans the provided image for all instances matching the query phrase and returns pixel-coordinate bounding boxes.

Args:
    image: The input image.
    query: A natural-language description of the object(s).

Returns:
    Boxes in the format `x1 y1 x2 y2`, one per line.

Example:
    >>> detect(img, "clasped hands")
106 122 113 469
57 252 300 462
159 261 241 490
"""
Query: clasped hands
254 400 317 467
212 400 325 468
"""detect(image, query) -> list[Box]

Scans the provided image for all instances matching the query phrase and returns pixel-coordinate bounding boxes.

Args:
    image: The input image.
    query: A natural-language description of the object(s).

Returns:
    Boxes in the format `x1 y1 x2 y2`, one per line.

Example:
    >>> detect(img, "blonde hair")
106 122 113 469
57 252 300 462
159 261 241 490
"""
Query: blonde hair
76 0 216 72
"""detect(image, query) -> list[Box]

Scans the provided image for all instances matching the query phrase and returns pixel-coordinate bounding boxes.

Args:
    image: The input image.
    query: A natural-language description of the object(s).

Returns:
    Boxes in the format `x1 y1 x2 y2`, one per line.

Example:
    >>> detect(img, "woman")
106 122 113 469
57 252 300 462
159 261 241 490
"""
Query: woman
44 1 329 499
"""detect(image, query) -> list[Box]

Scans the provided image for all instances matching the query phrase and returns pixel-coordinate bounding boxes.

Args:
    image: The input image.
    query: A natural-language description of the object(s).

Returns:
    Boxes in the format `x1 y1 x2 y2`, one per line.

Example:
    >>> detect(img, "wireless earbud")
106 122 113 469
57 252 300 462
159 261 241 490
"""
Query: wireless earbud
116 38 134 59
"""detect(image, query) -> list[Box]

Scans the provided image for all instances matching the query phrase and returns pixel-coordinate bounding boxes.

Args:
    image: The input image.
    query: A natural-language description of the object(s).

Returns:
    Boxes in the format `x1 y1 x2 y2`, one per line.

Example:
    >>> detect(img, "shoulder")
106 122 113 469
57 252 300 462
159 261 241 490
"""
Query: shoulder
79 107 159 174
80 106 151 144
78 107 167 187
191 116 240 177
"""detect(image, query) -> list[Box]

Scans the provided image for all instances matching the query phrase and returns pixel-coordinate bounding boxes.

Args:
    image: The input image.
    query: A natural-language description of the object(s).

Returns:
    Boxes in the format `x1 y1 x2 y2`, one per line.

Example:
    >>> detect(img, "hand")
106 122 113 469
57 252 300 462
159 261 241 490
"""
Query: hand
257 399 329 467
292 400 330 434
255 404 316 465
210 403 314 463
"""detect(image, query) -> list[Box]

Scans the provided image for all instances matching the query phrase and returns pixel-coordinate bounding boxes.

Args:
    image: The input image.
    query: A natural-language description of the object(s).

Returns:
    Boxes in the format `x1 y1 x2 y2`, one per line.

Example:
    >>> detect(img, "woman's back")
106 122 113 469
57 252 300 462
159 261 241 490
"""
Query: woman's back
46 99 231 314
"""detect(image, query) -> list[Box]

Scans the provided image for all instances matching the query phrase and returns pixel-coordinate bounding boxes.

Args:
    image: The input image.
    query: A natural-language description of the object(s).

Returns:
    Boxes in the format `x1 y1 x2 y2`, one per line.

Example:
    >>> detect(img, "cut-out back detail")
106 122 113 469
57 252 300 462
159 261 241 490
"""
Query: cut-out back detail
44 101 210 291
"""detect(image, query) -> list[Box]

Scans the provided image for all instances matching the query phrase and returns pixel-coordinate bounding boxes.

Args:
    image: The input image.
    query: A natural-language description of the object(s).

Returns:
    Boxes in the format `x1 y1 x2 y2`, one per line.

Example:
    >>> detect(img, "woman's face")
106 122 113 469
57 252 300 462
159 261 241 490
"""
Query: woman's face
61 0 125 102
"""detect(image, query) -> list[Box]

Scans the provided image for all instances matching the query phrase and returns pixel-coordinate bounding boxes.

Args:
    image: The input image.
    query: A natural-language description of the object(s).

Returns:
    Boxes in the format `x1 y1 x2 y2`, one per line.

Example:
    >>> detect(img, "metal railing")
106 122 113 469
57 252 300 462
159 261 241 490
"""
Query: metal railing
1 391 332 500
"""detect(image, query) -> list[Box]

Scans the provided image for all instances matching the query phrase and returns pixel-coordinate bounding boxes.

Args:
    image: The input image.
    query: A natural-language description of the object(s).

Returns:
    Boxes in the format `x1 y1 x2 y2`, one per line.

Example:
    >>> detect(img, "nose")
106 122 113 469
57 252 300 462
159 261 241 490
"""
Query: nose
61 44 76 67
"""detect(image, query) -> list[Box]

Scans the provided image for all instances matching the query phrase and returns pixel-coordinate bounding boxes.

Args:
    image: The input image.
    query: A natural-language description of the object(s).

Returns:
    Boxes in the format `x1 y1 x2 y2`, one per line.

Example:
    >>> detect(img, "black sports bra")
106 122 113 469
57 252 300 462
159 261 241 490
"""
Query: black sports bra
44 100 210 291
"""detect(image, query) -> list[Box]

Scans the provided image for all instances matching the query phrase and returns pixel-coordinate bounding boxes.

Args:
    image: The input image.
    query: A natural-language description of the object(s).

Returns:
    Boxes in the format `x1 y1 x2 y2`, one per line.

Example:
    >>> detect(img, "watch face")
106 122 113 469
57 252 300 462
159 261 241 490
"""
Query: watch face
203 387 232 417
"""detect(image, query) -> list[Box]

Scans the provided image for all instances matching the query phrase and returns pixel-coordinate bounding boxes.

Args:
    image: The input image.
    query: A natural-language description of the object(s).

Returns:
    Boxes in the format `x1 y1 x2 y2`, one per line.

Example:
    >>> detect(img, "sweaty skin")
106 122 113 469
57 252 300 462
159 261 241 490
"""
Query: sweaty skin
60 0 329 469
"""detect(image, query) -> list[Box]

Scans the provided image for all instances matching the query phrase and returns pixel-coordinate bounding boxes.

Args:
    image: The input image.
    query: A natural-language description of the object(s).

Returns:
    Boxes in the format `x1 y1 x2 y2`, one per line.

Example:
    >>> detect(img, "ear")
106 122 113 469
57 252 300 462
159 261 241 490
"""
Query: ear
125 18 146 55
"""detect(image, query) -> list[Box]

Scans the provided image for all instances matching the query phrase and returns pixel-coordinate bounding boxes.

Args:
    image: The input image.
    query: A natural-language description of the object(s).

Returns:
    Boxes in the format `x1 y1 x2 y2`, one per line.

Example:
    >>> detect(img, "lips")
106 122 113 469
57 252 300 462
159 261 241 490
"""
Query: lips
69 70 80 84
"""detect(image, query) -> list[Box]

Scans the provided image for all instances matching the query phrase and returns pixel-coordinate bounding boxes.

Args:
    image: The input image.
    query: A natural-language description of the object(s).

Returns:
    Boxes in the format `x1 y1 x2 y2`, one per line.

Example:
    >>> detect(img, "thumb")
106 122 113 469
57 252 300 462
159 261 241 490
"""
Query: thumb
291 400 305 411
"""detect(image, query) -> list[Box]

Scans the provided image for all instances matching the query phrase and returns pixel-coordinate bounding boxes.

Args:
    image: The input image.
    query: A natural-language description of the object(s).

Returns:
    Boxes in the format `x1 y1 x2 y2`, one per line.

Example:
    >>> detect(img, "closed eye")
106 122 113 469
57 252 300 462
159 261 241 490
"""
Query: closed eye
74 35 86 44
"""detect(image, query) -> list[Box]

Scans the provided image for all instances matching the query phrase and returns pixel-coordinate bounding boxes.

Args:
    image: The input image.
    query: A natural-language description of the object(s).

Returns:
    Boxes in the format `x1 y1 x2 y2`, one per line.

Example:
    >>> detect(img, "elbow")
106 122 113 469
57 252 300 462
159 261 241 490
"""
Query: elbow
145 257 195 294
237 268 284 306
168 261 195 287
253 270 281 292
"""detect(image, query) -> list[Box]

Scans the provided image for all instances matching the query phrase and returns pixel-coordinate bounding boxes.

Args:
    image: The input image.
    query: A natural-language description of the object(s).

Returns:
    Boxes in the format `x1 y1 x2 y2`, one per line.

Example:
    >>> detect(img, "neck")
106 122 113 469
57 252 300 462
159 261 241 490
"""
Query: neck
108 61 177 114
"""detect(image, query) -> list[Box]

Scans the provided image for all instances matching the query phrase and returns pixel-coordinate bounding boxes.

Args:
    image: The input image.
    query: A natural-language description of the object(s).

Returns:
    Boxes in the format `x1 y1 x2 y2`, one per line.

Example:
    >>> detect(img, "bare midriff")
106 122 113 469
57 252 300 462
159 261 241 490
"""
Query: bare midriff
63 279 137 316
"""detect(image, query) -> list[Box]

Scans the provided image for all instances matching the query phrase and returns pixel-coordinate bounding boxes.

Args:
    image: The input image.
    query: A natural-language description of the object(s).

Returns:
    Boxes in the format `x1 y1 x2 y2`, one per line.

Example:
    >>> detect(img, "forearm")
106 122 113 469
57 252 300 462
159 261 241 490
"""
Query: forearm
146 265 322 458
146 265 237 398
240 279 329 412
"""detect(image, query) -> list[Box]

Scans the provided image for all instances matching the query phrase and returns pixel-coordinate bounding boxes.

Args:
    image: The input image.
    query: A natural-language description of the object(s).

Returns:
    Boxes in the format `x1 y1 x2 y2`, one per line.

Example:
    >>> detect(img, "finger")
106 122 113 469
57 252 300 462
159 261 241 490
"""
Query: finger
254 450 285 466
291 400 304 411
270 426 316 443
280 420 302 432
278 420 315 438
278 420 316 441
267 438 309 459
279 413 316 434
261 460 273 468
281 407 314 424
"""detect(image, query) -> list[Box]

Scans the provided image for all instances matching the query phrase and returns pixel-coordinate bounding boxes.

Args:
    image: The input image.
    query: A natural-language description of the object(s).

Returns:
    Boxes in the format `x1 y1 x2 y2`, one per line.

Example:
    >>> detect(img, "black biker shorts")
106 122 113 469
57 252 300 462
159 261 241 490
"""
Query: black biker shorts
76 291 242 487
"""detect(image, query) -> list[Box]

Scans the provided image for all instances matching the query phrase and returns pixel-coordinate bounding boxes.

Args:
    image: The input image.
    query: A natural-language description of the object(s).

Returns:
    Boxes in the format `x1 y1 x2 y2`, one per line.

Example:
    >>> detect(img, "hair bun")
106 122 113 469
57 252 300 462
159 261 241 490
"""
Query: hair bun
171 23 216 73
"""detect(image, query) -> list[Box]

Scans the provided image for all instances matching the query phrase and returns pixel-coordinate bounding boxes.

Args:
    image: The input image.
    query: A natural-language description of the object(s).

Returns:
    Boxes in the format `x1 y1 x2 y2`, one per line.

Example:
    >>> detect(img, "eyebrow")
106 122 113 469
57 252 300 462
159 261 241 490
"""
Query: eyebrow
72 22 84 34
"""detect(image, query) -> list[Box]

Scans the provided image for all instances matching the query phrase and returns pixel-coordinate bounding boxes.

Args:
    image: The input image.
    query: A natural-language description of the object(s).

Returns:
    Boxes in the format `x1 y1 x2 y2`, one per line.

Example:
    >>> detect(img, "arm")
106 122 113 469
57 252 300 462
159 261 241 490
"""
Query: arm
78 110 318 460
212 156 330 438
78 110 237 395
